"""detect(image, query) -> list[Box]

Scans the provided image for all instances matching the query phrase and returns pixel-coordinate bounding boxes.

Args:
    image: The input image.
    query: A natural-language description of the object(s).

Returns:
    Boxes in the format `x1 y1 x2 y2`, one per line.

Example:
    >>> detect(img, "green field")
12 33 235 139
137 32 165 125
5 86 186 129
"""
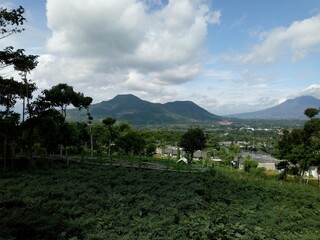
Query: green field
1 162 320 240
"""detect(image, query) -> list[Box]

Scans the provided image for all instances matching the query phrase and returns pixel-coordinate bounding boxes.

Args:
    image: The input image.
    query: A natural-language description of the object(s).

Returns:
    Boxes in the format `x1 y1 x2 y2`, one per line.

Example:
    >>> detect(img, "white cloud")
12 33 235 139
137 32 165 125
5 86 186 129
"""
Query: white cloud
202 69 236 81
35 0 221 104
45 0 218 70
225 15 320 64
0 1 15 9
300 84 320 98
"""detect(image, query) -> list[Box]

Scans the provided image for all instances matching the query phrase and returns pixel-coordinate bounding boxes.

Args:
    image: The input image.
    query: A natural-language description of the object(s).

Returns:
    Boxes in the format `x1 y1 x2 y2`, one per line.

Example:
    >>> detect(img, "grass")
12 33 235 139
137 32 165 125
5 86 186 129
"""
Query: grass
1 161 320 240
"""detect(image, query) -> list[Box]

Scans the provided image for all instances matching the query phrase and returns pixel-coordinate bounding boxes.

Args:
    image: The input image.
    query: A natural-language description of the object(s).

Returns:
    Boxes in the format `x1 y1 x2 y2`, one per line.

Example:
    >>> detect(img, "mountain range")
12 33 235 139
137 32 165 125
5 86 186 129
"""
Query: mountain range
67 94 221 124
67 95 320 124
228 96 320 120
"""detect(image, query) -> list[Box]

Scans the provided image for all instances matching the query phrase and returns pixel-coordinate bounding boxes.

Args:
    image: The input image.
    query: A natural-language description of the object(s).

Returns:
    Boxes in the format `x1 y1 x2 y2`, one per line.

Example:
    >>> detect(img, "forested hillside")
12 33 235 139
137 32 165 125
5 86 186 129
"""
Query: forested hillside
67 94 221 124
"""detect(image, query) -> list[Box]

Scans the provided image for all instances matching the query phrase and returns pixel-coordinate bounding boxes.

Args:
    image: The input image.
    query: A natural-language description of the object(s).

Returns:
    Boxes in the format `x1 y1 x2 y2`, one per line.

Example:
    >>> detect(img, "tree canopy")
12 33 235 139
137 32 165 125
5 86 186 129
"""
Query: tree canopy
179 127 206 164
276 108 320 179
37 83 93 118
0 6 93 169
304 108 319 119
0 5 25 38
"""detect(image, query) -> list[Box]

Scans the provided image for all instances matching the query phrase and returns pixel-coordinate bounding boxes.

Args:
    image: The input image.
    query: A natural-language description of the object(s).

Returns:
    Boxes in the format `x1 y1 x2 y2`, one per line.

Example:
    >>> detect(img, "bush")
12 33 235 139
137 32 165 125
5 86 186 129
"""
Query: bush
251 167 266 177
243 156 258 172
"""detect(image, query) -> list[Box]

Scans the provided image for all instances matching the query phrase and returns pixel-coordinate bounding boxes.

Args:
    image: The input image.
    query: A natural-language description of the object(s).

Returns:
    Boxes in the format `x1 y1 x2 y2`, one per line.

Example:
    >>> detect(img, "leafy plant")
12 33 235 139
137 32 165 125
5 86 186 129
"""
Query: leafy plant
243 155 258 172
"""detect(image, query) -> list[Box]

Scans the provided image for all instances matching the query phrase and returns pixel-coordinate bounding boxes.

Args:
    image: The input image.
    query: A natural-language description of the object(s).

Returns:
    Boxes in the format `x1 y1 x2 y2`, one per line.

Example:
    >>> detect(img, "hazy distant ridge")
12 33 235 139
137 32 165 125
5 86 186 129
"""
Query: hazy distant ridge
228 96 320 120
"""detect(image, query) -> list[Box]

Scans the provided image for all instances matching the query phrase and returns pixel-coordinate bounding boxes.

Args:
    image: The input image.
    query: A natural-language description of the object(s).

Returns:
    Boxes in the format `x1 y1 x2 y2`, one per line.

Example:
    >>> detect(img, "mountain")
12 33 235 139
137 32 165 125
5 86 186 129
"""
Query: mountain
67 94 221 124
229 96 320 120
163 101 217 121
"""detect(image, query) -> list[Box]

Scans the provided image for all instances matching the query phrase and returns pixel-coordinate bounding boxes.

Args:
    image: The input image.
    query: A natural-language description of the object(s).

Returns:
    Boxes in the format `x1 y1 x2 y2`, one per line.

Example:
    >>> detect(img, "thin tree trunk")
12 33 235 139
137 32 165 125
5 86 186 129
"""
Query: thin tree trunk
22 97 25 122
60 145 63 157
11 142 14 169
90 127 93 157
22 71 28 122
3 137 6 172
188 152 194 164
65 147 69 166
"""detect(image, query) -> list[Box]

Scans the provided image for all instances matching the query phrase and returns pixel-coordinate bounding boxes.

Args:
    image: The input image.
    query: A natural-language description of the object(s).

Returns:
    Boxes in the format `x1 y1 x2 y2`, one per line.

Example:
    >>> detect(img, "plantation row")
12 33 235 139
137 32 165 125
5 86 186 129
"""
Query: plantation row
1 162 320 239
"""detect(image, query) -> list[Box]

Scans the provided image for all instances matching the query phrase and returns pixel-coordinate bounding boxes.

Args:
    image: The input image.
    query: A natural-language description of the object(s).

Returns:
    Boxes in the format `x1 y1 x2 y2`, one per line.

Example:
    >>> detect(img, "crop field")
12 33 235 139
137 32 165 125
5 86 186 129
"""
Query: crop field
1 162 320 240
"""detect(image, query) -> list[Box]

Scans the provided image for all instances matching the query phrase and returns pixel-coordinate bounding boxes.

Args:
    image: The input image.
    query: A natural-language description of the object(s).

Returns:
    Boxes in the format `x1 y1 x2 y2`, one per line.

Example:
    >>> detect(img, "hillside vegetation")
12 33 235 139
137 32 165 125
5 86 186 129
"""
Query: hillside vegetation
67 94 221 124
1 162 320 240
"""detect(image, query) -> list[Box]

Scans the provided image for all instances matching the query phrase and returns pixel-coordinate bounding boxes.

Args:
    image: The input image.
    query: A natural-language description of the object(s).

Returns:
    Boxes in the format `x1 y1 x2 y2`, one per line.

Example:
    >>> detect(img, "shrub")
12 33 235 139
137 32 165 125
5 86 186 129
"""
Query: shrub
251 167 266 178
243 156 258 172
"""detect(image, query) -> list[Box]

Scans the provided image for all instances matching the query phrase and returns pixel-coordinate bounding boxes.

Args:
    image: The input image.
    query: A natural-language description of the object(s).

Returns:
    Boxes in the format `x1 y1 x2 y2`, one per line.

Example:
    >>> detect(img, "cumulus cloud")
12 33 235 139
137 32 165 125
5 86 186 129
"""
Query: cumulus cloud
300 84 320 98
35 0 221 103
225 15 320 64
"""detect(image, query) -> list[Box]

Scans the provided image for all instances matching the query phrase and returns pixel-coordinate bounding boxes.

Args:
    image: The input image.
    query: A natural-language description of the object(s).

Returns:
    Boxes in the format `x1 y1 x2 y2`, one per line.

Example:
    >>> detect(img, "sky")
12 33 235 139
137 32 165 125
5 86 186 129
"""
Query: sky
1 0 320 115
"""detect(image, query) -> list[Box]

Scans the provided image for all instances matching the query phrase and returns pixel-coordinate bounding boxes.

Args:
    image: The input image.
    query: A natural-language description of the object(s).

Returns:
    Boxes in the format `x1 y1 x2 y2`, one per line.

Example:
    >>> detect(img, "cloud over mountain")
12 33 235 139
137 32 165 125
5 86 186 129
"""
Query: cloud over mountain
33 0 220 103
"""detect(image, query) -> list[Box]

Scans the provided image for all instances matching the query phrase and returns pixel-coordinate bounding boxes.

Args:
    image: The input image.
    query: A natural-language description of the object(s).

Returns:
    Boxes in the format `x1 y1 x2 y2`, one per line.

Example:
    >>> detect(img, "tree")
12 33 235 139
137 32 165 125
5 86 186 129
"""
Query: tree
145 143 157 157
243 155 258 172
276 129 307 177
0 6 35 118
102 117 117 156
0 6 38 168
0 76 23 166
0 111 19 170
179 128 206 164
0 5 25 39
0 10 38 121
304 108 319 119
276 111 320 181
0 77 24 114
40 83 92 118
116 130 146 156
66 122 90 152
12 49 38 121
21 109 66 158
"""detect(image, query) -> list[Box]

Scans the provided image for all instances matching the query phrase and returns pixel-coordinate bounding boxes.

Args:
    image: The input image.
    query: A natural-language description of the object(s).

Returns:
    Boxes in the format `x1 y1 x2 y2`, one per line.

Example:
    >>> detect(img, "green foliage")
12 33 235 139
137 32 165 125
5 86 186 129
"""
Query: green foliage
40 83 92 118
179 127 206 163
0 5 39 166
243 155 258 172
276 160 289 172
102 117 116 127
0 77 25 112
1 163 320 239
145 143 156 157
304 108 319 118
67 94 220 124
116 130 146 155
0 5 25 37
276 109 320 179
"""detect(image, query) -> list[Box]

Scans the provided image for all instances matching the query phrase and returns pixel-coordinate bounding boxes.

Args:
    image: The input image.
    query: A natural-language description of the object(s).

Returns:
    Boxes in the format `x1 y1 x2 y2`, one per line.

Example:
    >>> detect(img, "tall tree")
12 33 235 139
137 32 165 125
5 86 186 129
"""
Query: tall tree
304 108 319 119
102 117 117 156
116 130 146 156
26 84 93 158
179 127 206 164
39 83 92 118
12 49 38 121
0 6 38 167
0 5 38 121
276 109 320 181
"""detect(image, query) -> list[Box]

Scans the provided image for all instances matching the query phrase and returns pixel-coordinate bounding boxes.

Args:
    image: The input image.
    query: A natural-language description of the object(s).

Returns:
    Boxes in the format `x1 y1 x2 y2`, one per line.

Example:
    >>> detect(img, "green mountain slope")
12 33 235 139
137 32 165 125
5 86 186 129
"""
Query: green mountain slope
163 101 220 121
67 94 221 124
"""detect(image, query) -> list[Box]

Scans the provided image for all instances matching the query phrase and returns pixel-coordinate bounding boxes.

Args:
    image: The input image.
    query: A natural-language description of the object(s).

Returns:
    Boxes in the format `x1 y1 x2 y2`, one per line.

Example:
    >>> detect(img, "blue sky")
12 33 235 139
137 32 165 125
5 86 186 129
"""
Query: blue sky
1 0 320 115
